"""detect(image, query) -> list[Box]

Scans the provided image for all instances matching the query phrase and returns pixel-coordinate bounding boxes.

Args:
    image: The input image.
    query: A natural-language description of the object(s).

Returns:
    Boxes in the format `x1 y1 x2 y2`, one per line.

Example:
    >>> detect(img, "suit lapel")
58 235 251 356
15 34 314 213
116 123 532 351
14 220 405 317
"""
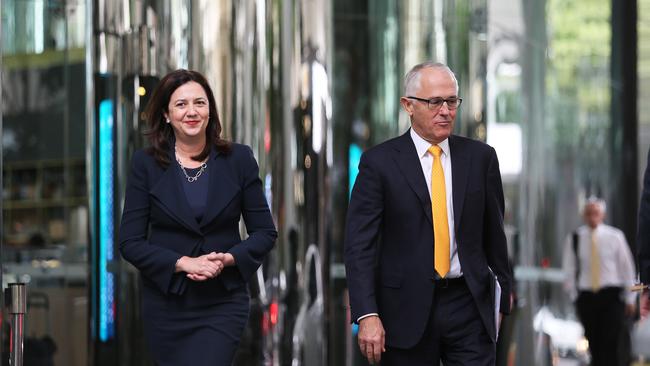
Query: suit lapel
449 135 470 233
149 160 203 235
393 131 433 225
199 149 241 228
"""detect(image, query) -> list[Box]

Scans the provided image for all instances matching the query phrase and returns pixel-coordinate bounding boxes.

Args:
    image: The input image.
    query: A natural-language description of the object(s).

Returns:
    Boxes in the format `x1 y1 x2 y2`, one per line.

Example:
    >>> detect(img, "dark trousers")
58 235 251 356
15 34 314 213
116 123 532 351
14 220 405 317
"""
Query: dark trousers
576 287 626 366
382 278 494 366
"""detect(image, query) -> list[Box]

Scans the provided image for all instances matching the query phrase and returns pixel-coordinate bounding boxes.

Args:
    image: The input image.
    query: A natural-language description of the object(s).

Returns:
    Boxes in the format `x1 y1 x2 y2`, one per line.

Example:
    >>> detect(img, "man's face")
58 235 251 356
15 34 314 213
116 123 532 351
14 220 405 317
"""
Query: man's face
583 203 605 228
400 67 458 144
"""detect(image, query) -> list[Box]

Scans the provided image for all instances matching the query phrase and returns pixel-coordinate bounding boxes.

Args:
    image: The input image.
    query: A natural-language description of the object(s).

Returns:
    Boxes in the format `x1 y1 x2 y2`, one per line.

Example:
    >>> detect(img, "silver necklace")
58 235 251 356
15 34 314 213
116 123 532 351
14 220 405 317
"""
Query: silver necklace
175 147 207 182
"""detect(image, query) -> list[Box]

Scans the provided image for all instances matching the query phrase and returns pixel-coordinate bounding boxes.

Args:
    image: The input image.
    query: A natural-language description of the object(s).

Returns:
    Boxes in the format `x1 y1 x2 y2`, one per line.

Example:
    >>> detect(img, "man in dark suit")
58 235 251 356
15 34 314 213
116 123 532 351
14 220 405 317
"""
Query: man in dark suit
344 61 512 365
638 148 650 318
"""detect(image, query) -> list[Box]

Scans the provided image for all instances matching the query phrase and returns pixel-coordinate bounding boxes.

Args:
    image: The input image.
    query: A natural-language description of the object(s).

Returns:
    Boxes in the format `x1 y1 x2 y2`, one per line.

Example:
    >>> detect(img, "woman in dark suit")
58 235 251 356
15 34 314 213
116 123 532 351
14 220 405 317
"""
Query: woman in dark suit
119 69 277 365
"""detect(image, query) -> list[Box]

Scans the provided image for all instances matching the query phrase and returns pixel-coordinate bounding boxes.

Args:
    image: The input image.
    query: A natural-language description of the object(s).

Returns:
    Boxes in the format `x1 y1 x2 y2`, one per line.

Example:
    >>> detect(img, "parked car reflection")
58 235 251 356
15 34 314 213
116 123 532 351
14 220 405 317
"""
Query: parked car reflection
291 244 325 366
234 256 287 366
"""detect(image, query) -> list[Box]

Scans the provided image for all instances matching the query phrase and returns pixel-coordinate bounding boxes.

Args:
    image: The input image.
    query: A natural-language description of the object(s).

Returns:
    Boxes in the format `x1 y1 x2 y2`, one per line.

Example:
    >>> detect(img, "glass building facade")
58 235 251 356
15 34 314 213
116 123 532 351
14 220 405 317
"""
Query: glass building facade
0 0 645 365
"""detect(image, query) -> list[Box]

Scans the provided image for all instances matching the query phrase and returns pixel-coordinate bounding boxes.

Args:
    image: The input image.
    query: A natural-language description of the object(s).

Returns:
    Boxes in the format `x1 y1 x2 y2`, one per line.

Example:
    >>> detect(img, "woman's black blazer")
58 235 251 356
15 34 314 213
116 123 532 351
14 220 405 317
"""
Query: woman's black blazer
118 143 277 306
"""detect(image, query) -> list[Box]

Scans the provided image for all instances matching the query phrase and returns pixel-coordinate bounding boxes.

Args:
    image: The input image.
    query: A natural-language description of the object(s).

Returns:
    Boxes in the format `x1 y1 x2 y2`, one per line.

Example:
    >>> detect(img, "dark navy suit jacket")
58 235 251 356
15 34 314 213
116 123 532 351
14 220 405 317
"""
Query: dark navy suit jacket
344 131 512 349
119 143 277 307
638 148 650 284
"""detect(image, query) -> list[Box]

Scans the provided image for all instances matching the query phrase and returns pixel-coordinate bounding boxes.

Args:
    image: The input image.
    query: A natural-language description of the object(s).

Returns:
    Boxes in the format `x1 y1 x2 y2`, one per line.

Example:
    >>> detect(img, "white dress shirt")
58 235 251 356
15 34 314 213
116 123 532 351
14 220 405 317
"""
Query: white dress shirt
562 224 637 305
410 128 462 278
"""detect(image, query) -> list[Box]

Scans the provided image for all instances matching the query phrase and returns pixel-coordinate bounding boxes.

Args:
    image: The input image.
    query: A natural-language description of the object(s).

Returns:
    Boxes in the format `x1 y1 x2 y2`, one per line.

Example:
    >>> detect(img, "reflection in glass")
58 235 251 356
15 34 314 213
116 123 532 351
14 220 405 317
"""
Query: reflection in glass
487 0 614 364
2 1 88 365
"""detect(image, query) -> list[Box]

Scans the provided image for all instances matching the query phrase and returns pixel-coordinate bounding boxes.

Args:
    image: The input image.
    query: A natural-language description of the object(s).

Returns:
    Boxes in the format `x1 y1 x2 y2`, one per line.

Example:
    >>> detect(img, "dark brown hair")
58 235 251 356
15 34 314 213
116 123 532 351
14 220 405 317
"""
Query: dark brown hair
144 69 231 167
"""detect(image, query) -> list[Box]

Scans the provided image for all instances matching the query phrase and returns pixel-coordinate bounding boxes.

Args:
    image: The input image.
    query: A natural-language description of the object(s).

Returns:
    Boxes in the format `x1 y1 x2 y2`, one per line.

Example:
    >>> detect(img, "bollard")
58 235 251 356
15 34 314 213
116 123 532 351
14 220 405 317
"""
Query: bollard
6 283 26 366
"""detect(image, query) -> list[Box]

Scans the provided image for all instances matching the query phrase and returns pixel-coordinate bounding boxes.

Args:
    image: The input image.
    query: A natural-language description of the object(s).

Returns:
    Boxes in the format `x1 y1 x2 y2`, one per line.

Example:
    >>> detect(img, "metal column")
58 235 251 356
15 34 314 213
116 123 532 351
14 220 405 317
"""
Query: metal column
6 283 26 366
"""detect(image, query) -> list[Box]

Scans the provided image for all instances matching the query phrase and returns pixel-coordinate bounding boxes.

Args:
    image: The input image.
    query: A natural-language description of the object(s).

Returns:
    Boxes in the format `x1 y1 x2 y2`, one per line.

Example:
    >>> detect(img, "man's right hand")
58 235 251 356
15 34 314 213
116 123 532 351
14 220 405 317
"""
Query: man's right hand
358 315 385 364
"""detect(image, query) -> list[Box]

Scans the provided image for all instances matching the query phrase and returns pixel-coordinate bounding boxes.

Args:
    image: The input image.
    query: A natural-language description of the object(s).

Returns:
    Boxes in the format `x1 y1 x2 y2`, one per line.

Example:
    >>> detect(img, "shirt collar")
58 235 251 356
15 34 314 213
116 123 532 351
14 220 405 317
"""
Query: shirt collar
582 224 601 234
409 128 450 158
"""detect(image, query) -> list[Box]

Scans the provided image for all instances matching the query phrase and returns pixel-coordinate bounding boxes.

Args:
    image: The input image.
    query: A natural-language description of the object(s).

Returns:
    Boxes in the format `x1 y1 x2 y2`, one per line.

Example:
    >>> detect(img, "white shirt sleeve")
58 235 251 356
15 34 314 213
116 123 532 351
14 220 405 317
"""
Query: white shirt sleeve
357 313 379 323
616 232 637 305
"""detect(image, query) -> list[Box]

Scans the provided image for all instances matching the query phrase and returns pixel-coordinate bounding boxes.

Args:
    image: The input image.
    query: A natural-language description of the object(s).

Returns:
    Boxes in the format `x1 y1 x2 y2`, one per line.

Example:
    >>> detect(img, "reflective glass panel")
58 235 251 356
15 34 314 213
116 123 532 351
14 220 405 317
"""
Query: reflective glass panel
2 1 88 365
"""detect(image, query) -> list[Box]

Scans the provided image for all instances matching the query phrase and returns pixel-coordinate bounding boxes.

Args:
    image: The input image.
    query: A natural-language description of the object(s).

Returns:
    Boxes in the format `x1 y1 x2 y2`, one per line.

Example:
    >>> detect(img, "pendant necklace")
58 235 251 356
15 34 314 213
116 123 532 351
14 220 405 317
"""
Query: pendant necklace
175 146 207 182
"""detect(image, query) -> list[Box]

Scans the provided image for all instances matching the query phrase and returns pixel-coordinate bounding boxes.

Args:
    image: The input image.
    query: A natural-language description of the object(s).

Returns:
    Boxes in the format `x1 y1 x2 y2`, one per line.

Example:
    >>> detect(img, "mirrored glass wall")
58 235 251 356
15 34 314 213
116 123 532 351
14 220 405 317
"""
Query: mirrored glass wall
2 0 89 365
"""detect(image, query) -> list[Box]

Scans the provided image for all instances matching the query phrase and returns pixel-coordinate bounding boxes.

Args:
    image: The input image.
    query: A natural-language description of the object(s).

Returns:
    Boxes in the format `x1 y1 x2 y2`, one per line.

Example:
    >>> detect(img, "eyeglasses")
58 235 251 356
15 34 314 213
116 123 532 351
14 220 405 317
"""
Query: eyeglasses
406 96 463 111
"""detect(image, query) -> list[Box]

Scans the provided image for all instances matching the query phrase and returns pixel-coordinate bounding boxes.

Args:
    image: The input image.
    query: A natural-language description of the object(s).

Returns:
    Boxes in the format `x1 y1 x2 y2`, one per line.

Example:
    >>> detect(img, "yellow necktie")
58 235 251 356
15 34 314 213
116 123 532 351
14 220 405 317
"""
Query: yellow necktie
590 230 600 291
428 145 450 278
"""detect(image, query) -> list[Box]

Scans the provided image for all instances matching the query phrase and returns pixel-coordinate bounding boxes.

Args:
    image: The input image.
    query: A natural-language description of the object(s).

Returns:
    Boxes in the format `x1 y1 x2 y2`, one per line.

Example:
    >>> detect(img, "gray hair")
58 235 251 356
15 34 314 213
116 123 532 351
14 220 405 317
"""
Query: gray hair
584 196 607 214
403 61 459 96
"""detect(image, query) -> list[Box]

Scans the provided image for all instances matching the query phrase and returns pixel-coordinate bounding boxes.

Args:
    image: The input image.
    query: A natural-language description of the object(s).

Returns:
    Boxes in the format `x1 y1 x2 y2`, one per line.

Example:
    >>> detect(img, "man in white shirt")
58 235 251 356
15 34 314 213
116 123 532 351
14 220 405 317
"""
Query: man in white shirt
562 197 636 366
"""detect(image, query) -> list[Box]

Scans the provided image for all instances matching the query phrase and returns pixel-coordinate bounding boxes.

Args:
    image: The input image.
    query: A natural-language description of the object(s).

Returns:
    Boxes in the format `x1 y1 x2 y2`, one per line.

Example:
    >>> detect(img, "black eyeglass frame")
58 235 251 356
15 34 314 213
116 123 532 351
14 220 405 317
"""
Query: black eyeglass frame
406 96 463 110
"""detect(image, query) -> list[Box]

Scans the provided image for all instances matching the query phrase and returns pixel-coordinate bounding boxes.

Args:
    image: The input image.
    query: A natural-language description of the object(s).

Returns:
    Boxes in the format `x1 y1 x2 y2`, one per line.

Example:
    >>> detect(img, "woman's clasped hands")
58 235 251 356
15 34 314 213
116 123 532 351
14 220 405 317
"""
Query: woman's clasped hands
175 252 236 281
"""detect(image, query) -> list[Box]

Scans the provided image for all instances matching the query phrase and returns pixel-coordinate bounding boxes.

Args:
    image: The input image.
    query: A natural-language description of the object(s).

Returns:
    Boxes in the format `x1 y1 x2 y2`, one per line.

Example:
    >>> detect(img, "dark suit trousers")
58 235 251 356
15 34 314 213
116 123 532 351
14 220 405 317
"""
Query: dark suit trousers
575 288 626 366
382 278 495 366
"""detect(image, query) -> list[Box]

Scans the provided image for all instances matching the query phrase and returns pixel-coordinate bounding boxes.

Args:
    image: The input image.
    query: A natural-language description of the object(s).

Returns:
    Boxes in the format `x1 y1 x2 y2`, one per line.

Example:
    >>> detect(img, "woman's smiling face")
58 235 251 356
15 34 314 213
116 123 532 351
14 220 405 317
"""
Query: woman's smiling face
165 81 210 141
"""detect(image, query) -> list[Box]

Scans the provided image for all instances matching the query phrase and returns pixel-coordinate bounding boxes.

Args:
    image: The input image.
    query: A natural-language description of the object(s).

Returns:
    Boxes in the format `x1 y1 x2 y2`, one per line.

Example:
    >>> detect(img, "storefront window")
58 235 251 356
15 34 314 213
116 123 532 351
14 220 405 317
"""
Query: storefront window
2 1 88 365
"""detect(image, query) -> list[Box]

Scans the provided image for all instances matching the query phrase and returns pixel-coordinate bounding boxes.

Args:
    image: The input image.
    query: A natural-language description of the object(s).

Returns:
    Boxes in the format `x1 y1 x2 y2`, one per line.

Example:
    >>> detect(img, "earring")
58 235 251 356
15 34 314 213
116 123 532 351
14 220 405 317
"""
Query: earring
165 118 170 124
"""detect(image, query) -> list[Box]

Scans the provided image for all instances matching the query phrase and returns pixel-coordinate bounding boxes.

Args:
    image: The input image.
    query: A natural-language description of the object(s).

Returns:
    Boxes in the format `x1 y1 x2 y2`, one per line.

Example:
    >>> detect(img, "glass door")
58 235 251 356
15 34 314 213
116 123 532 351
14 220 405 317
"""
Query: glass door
1 1 89 365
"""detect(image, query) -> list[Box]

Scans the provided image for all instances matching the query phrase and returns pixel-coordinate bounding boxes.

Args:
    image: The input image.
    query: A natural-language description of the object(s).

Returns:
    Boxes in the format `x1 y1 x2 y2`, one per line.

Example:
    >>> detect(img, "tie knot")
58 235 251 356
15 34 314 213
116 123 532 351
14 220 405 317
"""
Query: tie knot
428 145 442 157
